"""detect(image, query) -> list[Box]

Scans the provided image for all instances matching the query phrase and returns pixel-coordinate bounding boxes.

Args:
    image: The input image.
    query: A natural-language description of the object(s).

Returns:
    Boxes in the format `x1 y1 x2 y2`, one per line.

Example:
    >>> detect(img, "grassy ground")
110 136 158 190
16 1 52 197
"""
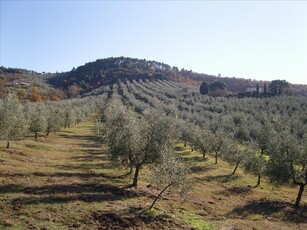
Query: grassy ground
0 120 306 229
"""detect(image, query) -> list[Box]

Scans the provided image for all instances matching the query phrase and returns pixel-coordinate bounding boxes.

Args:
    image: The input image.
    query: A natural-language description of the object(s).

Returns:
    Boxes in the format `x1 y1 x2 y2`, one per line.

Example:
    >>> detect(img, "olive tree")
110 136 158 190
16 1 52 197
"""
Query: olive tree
178 119 194 148
249 122 272 155
0 94 28 148
243 152 267 187
192 125 209 158
224 140 250 176
63 108 77 128
149 147 191 209
207 129 228 164
27 104 48 139
105 99 178 187
45 105 63 135
266 129 307 209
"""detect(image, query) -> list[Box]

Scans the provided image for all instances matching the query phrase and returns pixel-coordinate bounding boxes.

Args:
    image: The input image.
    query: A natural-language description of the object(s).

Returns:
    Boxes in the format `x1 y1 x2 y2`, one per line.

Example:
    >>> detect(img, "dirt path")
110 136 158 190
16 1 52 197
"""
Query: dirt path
0 121 184 229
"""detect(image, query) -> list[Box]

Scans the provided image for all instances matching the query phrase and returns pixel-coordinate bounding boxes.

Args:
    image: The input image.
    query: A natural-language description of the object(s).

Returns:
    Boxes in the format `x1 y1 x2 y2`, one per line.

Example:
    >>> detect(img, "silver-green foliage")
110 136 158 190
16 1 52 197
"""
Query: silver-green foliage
149 147 191 209
191 125 210 158
27 104 48 139
224 140 251 176
243 152 266 187
104 97 178 187
266 127 307 208
45 105 63 135
0 94 28 148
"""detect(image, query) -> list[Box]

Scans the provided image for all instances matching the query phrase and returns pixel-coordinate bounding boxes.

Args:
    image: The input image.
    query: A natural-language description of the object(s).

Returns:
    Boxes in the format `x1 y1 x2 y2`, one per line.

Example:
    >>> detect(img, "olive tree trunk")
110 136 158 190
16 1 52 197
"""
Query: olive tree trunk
255 174 261 187
294 184 305 209
131 164 142 187
215 151 218 164
230 162 240 176
149 183 172 210
202 149 206 158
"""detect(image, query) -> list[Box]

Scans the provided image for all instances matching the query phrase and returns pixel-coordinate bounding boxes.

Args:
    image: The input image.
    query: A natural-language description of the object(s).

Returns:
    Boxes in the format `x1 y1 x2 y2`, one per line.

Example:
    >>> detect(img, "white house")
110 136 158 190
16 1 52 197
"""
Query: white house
245 86 263 93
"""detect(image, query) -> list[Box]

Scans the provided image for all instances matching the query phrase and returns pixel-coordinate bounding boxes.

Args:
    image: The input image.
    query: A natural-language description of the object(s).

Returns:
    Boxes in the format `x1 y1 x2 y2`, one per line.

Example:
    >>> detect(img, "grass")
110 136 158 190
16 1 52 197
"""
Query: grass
178 210 212 230
0 151 9 159
0 119 306 229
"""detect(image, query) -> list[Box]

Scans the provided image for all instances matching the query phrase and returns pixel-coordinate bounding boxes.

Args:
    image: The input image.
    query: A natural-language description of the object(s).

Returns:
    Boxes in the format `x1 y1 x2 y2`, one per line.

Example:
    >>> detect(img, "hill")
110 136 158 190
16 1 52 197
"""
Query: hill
0 66 65 101
48 57 171 95
2 57 307 99
46 57 307 96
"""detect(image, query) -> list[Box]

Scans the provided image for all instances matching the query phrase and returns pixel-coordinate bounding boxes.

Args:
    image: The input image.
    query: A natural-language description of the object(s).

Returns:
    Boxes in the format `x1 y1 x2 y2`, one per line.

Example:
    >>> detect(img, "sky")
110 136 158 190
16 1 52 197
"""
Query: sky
0 1 307 84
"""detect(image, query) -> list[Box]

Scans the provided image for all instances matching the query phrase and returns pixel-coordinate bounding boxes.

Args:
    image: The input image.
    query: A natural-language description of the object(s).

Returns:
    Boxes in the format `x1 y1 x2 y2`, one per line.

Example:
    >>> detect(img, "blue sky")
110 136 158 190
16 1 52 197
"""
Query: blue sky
1 1 307 84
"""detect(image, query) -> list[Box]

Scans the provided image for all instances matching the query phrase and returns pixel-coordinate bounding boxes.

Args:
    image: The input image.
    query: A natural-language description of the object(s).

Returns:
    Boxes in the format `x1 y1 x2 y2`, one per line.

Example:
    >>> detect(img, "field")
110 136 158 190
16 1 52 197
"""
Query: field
0 119 306 230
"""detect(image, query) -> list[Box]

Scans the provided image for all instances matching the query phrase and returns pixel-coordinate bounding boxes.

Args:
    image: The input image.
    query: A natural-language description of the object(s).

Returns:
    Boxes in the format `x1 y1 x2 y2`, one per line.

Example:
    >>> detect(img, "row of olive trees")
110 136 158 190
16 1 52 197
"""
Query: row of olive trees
111 80 307 208
178 116 306 209
0 94 100 148
95 96 191 209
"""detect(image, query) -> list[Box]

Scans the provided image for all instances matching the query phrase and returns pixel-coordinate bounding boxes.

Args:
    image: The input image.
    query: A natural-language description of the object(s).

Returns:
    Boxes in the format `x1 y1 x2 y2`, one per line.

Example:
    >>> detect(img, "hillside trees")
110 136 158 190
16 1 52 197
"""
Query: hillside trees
0 77 8 98
269 80 289 96
0 94 28 148
210 81 227 92
199 81 209 95
199 81 228 96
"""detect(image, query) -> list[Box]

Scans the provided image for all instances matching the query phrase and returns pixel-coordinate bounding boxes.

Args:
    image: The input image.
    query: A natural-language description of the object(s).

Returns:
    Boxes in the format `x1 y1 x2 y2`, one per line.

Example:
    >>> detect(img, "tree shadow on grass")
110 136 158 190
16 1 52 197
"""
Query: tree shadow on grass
79 143 103 148
83 148 106 156
55 163 111 171
0 168 132 182
70 148 108 160
174 146 185 151
228 198 307 223
0 184 25 194
217 185 253 196
178 156 204 163
8 183 139 205
32 170 132 179
190 165 215 174
202 174 240 183
59 130 74 134
1 183 124 194
71 154 108 162
58 134 98 142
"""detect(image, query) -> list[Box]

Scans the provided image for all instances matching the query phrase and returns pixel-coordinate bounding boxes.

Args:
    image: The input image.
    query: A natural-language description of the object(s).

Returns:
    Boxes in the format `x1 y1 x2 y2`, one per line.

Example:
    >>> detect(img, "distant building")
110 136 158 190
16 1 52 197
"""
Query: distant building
245 86 263 93
8 80 31 88
20 81 30 87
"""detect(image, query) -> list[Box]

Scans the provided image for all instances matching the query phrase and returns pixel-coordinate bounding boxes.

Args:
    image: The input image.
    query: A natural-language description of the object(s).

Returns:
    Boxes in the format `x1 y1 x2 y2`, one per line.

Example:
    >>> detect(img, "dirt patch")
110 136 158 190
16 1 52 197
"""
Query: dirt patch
218 185 253 196
0 148 27 156
229 198 307 223
85 209 185 229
